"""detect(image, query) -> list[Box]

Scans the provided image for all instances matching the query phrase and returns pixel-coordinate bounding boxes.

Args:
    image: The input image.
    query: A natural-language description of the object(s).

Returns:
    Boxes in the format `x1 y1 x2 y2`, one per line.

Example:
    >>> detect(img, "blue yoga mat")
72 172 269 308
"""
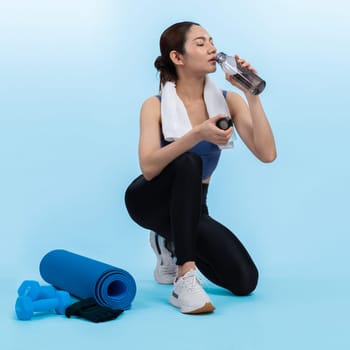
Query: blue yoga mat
39 249 137 310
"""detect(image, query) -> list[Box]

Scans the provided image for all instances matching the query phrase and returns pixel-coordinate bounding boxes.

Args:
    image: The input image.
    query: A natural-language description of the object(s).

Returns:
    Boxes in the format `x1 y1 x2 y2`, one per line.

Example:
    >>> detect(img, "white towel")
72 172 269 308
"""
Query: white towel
160 77 234 144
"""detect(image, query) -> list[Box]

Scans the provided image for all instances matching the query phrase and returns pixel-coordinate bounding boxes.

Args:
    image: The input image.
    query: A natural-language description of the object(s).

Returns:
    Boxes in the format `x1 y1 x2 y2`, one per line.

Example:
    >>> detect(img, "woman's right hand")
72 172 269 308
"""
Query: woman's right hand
196 114 233 146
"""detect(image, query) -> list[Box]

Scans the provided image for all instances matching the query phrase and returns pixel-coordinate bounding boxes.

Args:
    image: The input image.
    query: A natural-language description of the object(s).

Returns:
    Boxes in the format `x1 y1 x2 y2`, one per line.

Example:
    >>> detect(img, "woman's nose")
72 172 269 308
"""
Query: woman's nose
209 44 216 54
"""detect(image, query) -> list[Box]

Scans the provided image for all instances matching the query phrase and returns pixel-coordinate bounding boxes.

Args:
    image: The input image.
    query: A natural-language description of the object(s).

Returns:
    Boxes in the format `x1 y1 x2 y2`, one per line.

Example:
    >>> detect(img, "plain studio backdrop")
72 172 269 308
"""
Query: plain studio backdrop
1 1 349 349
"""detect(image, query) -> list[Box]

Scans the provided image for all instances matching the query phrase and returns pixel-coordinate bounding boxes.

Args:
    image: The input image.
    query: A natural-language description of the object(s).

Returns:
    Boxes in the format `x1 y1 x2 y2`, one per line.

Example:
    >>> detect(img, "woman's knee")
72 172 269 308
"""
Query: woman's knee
170 152 202 176
230 264 259 296
124 177 141 210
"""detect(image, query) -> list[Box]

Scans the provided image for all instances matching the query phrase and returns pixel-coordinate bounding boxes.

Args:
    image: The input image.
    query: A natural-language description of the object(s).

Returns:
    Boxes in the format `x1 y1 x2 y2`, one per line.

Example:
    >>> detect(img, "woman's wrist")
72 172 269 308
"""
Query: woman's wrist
244 92 260 104
190 125 203 143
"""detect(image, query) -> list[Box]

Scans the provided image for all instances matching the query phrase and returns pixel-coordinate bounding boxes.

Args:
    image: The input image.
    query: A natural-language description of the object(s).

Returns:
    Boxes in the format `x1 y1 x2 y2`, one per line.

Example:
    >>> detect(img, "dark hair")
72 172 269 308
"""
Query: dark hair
154 21 200 86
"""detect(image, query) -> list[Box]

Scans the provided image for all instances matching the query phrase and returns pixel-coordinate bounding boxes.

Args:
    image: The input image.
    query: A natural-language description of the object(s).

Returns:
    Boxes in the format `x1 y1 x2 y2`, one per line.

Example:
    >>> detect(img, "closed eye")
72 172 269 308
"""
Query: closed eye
193 36 214 47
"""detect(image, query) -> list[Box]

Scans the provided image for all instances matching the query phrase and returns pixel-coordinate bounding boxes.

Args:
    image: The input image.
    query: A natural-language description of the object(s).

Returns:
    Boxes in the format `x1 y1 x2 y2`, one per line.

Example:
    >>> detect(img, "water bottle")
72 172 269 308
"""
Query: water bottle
216 52 266 95
216 116 235 149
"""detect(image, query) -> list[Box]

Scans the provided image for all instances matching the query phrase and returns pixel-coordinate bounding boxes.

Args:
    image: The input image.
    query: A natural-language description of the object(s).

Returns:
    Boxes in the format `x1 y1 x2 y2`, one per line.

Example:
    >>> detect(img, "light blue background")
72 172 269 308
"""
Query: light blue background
1 0 349 349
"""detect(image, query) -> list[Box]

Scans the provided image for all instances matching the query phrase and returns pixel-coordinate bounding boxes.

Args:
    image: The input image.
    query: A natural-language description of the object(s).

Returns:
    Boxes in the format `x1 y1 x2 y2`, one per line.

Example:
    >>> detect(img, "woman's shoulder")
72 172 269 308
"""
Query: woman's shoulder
140 95 161 122
225 90 246 107
142 95 161 108
225 90 243 101
224 90 249 118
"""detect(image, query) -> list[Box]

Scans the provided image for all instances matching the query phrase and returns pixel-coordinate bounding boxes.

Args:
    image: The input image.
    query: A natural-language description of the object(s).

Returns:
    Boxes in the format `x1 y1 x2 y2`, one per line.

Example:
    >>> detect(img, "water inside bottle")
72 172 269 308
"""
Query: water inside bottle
232 72 266 95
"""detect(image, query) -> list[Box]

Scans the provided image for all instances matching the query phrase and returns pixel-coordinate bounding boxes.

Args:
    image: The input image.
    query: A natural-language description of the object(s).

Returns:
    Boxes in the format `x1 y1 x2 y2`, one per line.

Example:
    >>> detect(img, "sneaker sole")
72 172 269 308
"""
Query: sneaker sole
183 302 215 315
170 296 215 314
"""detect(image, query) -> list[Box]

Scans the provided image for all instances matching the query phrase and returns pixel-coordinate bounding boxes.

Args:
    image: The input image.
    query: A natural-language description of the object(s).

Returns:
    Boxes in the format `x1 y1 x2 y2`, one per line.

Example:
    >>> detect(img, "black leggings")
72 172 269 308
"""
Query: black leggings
125 152 258 295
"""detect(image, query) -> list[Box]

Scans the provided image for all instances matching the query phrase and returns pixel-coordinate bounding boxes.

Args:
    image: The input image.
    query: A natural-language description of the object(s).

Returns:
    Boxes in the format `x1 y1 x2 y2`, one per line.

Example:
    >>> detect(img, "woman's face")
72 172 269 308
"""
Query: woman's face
181 25 217 75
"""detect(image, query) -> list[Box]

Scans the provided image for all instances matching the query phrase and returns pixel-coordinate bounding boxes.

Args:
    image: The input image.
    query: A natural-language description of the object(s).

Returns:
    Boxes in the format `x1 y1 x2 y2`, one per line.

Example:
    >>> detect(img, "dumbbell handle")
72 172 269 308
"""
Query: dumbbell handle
19 285 56 299
30 297 62 313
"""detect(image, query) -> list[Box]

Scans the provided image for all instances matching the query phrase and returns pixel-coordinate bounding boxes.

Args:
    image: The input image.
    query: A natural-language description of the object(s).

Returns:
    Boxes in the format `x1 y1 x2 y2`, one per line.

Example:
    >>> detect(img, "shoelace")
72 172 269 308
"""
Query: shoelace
182 272 203 293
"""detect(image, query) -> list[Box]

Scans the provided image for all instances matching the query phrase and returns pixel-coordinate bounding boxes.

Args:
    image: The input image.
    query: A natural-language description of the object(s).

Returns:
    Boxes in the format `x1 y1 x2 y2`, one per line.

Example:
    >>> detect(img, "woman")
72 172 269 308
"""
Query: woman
125 21 276 314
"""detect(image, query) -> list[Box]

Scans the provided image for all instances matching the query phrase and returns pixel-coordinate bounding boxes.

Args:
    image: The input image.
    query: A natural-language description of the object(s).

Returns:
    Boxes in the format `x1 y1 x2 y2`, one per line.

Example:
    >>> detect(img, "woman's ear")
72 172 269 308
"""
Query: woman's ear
169 50 184 66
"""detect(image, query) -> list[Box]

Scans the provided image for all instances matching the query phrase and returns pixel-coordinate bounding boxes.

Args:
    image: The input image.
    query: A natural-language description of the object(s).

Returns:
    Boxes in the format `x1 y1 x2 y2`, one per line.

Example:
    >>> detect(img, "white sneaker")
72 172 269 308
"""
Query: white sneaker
170 269 215 314
149 231 178 284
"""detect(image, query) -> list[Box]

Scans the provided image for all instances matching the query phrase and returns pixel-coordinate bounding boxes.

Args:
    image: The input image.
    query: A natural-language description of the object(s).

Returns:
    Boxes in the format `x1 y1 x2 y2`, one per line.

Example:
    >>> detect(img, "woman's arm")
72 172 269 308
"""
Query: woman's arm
138 96 232 180
224 55 277 162
139 96 201 180
226 91 277 162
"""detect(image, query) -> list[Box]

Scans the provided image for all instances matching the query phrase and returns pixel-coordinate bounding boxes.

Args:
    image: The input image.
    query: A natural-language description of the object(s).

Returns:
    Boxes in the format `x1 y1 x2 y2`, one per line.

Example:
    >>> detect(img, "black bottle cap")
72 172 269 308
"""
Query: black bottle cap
216 116 233 130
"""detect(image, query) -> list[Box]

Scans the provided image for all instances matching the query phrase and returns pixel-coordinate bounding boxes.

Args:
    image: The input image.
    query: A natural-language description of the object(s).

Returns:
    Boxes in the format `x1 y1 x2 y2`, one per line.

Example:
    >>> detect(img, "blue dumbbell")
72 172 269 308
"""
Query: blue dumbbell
18 280 57 300
15 290 71 320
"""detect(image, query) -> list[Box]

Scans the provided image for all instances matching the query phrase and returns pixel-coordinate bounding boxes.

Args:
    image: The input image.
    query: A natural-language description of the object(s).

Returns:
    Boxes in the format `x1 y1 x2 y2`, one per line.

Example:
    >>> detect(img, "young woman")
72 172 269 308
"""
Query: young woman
125 21 276 314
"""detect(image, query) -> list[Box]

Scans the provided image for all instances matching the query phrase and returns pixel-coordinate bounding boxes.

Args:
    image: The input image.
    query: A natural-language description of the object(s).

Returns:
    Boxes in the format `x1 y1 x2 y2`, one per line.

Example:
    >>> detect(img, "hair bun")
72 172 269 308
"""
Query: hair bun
154 55 166 71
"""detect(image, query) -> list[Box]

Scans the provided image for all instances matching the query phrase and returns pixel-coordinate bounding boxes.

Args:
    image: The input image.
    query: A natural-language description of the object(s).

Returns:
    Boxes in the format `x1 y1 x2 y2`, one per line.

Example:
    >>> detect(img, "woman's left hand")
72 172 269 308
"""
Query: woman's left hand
225 54 258 94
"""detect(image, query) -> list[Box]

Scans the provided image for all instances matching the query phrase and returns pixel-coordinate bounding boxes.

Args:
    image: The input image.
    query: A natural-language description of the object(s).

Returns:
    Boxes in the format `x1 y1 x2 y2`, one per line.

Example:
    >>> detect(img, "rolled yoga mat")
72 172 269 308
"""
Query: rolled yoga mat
39 249 137 310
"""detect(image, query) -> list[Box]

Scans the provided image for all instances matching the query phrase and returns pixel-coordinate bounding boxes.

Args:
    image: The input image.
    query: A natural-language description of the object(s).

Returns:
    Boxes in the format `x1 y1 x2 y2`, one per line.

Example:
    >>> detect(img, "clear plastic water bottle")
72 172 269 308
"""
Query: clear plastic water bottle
216 52 266 95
